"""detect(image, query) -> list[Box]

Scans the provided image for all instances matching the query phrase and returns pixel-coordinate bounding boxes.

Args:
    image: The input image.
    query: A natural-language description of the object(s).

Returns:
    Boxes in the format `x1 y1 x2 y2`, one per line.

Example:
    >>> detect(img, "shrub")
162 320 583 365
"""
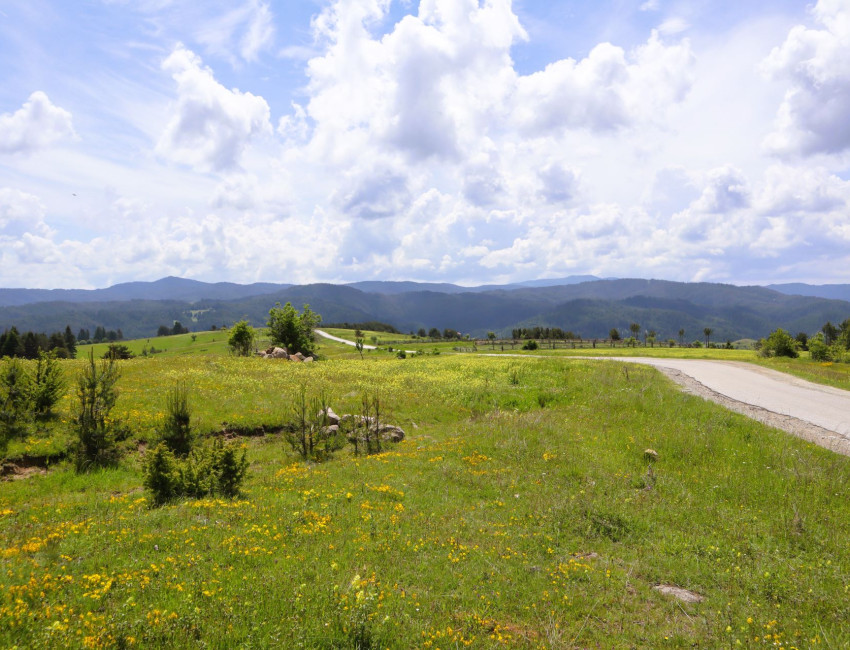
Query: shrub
160 382 193 456
809 334 832 362
144 438 249 506
759 328 799 358
103 344 134 360
73 351 122 471
522 340 539 351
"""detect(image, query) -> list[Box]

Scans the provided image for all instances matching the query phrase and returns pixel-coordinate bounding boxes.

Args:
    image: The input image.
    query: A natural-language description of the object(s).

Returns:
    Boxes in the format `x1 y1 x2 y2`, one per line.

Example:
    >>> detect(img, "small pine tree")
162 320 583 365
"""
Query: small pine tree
73 351 122 471
142 443 181 506
160 382 193 456
0 358 32 449
30 351 66 416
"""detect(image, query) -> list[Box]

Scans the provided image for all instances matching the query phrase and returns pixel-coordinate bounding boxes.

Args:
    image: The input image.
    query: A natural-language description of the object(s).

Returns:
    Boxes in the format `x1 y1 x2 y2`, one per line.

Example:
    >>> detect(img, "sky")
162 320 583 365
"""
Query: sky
1 0 849 289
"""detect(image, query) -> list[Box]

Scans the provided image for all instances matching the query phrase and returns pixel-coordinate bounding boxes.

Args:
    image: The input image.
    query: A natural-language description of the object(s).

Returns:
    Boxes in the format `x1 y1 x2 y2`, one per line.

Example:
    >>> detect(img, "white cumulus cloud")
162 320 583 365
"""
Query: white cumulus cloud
157 46 272 172
762 0 850 156
0 92 76 155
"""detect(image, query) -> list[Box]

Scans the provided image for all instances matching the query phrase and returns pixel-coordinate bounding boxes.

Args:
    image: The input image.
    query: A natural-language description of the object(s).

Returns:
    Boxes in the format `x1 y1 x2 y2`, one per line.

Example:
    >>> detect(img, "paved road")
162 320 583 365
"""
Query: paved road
315 329 417 355
605 358 850 438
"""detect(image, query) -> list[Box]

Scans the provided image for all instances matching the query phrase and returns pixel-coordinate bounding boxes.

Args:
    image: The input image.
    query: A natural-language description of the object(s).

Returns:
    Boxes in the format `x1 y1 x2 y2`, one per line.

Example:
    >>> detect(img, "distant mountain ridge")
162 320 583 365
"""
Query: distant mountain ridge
0 276 292 307
767 283 850 303
0 276 848 343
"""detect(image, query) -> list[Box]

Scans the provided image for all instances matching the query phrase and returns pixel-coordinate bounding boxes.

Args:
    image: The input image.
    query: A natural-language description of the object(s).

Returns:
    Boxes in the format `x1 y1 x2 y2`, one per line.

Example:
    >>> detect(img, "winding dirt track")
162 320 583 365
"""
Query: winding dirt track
600 358 850 456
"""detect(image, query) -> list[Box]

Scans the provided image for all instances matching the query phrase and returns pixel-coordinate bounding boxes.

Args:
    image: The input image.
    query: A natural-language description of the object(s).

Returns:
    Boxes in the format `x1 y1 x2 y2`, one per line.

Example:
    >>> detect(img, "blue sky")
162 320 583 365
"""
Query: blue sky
1 0 849 289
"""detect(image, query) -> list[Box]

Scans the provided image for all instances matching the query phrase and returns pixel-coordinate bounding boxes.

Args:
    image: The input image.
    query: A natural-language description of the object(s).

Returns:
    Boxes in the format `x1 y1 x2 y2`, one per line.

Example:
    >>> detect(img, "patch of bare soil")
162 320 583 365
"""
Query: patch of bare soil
656 367 850 457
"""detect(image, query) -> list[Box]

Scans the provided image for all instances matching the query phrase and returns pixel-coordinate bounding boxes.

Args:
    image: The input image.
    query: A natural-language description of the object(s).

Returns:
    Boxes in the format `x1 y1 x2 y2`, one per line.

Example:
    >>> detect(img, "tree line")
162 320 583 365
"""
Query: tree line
0 326 78 359
510 327 579 340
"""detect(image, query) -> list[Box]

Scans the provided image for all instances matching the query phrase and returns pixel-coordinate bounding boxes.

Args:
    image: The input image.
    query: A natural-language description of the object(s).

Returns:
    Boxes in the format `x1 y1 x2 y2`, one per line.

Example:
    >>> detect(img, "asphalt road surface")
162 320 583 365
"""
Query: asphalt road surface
604 357 850 455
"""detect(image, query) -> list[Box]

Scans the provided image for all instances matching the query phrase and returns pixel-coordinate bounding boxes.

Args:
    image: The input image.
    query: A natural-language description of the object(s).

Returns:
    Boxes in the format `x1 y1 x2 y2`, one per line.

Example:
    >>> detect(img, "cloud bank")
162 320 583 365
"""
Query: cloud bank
0 0 849 288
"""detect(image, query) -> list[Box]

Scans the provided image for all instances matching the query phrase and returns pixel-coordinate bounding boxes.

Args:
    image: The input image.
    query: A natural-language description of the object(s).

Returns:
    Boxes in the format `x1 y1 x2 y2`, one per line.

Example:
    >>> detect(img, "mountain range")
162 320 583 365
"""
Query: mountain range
1 276 848 343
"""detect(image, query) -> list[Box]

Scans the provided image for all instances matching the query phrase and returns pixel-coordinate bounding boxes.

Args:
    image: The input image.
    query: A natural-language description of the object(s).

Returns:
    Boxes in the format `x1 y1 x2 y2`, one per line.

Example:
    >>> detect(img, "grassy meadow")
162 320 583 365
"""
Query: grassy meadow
2 337 850 648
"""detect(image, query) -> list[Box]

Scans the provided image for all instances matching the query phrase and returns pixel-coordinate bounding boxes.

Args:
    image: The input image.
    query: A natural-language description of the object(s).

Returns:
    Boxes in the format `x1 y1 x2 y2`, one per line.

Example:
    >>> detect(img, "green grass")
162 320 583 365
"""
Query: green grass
78 330 235 359
2 354 850 647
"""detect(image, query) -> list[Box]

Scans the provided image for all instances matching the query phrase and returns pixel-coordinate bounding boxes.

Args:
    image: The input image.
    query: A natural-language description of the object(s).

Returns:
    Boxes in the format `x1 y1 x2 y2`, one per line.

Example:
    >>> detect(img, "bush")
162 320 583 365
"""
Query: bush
73 351 122 471
103 344 134 360
522 340 539 351
809 334 832 362
228 320 255 356
758 328 799 358
160 382 193 456
143 438 249 506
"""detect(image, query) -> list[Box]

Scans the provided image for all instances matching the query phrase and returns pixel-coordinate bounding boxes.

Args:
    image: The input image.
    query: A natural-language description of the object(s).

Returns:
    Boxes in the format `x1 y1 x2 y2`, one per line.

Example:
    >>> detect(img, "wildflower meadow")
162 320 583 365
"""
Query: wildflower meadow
1 343 849 647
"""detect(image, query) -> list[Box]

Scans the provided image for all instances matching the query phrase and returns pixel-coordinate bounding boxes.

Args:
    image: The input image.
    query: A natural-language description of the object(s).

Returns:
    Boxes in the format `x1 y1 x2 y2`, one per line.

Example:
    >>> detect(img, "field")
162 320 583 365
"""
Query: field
2 337 850 648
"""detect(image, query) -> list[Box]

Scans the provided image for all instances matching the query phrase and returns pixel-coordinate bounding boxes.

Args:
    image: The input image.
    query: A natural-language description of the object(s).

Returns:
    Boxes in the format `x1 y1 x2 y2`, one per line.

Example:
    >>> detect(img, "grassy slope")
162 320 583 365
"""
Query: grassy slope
2 354 849 648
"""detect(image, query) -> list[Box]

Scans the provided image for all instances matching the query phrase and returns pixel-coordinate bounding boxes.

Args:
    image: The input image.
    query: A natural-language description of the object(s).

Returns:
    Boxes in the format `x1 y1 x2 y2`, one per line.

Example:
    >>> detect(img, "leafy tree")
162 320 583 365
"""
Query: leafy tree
795 332 809 351
609 328 620 342
171 321 188 336
77 328 90 343
703 327 713 347
93 326 106 343
228 321 255 357
487 332 496 349
267 302 321 355
647 330 657 348
808 333 832 361
678 328 685 346
417 328 426 338
157 325 171 337
428 328 442 339
758 328 798 358
629 323 641 342
355 336 365 359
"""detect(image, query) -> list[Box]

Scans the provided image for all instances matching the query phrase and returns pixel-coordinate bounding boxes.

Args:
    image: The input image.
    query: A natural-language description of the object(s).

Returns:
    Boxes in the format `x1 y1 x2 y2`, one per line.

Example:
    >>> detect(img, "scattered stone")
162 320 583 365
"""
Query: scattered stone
653 584 703 603
319 407 341 426
377 424 405 442
303 356 314 363
271 347 289 359
644 448 659 462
